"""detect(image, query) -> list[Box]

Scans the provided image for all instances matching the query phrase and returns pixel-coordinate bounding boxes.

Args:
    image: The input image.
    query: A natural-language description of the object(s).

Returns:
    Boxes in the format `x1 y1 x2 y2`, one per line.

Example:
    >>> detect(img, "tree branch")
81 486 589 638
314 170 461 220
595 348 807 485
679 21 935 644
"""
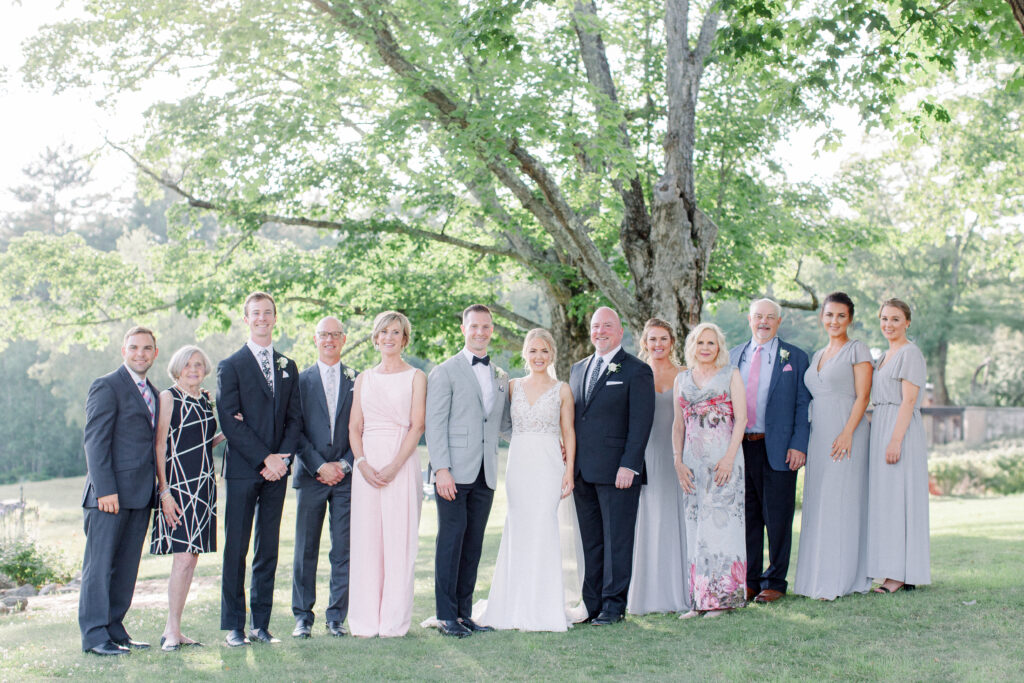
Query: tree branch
777 262 819 311
489 302 543 333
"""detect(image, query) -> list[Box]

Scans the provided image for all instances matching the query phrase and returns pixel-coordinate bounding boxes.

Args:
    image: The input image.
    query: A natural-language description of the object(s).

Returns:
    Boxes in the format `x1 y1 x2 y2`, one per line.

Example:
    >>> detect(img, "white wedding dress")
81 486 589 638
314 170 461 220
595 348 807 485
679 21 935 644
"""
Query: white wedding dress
478 380 585 631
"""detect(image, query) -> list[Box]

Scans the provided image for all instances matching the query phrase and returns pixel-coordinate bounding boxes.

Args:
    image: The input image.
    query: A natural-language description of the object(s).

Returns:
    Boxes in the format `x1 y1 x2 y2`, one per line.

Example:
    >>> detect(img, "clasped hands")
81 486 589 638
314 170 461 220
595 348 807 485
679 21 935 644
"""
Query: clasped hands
316 461 348 486
358 459 398 489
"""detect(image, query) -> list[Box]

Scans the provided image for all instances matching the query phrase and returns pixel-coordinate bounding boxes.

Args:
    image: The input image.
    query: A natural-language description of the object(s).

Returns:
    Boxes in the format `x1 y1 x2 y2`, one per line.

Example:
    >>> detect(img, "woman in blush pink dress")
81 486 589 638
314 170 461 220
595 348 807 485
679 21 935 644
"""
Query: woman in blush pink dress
348 311 426 637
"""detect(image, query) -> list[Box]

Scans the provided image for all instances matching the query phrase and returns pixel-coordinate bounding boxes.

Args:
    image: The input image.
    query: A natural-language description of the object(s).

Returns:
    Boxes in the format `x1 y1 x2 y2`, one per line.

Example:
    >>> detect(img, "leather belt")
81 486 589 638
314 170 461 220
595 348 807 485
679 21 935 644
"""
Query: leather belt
743 433 765 442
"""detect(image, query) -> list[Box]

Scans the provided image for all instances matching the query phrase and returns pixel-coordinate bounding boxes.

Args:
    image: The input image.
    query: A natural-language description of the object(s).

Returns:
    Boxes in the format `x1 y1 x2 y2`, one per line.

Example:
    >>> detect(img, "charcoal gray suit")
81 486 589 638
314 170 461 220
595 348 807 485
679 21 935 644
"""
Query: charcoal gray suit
78 365 158 651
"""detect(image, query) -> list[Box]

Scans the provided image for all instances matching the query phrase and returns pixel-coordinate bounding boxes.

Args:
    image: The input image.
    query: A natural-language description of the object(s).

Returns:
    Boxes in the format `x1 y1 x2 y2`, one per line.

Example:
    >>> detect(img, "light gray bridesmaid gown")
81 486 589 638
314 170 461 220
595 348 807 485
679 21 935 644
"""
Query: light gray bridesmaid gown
627 386 691 614
794 340 872 599
865 342 931 586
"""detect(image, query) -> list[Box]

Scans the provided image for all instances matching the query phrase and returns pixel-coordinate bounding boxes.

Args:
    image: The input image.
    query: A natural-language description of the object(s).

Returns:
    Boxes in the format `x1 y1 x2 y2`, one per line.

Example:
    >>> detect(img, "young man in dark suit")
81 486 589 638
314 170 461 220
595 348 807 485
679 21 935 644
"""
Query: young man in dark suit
729 298 811 604
569 307 655 625
291 316 356 639
217 292 302 646
79 326 160 655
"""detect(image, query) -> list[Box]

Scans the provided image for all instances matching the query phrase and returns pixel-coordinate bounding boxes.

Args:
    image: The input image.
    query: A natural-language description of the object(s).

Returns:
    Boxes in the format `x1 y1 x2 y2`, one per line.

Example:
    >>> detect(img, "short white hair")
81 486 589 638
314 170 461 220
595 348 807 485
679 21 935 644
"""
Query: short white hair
166 345 213 381
683 323 729 369
748 298 782 318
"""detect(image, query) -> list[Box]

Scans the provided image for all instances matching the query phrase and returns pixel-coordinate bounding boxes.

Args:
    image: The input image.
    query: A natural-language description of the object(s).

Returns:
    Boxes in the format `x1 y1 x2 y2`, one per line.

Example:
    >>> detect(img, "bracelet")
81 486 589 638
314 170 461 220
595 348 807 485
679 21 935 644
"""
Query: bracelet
354 457 367 469
160 489 172 500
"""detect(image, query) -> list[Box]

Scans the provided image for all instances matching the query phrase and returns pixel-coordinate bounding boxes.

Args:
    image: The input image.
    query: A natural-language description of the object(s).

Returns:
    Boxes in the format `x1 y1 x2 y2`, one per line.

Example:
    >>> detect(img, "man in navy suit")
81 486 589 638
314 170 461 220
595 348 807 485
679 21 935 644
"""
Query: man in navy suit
291 316 356 639
569 307 655 625
729 298 811 604
217 292 302 646
79 326 160 655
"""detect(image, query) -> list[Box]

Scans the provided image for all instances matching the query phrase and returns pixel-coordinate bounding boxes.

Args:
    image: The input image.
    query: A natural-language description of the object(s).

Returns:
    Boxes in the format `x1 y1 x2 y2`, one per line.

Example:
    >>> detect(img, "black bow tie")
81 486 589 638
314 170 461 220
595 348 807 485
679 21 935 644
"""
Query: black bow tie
472 355 490 366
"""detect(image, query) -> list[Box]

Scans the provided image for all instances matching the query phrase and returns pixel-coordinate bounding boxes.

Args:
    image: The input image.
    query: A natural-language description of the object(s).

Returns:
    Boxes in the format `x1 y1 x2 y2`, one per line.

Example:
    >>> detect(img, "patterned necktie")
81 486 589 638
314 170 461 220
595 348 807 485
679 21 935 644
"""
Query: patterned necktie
137 381 154 427
325 365 338 435
586 357 604 403
259 348 274 392
746 345 763 429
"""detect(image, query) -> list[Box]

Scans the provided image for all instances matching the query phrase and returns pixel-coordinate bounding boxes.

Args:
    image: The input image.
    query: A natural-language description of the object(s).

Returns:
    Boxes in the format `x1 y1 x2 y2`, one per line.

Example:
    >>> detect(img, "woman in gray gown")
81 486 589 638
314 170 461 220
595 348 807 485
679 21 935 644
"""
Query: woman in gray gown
628 318 690 615
794 292 873 600
867 298 930 593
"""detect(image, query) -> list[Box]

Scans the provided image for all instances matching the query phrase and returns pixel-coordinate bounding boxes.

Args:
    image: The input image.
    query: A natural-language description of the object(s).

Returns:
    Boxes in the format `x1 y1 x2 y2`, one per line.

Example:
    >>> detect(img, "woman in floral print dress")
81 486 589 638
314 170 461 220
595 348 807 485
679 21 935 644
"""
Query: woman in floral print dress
672 322 748 618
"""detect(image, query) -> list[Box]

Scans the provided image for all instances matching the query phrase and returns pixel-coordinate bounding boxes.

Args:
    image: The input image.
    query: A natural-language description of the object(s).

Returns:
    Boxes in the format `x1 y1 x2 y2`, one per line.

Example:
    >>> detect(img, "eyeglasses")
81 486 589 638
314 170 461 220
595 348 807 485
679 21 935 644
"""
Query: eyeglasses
317 332 344 340
751 314 778 322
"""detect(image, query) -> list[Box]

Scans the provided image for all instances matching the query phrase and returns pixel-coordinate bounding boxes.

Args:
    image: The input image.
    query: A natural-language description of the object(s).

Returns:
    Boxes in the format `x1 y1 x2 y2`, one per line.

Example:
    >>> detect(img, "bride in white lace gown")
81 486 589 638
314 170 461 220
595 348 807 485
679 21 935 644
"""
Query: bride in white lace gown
479 328 577 632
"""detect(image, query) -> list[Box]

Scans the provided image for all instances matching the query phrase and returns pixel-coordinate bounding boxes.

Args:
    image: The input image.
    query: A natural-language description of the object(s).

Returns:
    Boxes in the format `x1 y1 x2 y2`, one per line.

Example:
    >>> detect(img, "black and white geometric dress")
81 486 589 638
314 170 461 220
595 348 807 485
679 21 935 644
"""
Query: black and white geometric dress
151 386 217 555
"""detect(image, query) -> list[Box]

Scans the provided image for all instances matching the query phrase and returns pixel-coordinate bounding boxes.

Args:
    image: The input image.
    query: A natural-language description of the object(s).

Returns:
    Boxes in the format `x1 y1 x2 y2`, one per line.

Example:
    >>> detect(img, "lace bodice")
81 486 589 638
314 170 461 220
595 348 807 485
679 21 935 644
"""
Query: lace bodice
511 380 562 436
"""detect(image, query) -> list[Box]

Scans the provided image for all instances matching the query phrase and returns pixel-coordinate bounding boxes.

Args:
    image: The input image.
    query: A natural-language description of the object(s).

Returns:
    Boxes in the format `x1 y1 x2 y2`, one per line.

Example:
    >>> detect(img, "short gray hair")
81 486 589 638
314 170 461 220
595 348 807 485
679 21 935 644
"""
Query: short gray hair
683 323 729 369
166 345 213 381
748 298 782 318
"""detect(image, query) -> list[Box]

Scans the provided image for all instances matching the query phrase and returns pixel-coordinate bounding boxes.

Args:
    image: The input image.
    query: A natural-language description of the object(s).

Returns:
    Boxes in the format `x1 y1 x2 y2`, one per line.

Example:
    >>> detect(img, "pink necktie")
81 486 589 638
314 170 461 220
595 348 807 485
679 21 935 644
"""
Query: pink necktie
746 345 762 429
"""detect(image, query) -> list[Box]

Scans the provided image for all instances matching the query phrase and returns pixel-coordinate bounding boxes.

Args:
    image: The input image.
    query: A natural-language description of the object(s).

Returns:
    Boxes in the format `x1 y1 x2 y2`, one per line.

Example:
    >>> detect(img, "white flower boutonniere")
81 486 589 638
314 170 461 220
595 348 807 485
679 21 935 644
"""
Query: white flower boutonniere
607 362 622 374
493 365 508 391
343 366 356 381
276 356 289 370
779 349 791 364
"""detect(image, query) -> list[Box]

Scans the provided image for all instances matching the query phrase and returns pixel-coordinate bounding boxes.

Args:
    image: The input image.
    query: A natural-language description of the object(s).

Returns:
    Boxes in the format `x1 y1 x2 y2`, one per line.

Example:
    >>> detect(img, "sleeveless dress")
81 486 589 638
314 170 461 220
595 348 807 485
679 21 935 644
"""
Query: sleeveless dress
348 367 422 637
628 385 691 614
479 380 570 631
150 386 217 555
866 343 930 586
677 367 746 610
795 340 873 599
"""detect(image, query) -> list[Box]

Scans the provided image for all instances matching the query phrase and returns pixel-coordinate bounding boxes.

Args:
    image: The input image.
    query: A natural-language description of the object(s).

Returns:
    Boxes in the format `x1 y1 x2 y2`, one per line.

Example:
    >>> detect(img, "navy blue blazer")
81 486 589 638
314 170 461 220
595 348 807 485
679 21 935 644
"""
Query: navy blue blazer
216 345 302 479
730 338 811 472
569 348 655 485
293 362 357 489
81 365 159 510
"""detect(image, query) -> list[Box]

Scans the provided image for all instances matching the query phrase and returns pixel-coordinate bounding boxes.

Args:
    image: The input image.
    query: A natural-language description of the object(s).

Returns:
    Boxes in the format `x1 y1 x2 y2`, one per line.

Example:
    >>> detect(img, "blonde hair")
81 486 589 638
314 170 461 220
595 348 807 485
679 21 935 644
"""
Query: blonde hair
521 328 558 379
638 317 680 364
683 322 729 369
372 311 412 350
166 345 213 381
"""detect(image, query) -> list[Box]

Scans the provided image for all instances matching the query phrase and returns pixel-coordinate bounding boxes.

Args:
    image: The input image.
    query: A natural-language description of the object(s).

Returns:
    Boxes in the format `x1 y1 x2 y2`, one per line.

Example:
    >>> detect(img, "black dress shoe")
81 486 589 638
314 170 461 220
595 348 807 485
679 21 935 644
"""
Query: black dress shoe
249 628 280 644
112 637 149 650
292 621 312 639
85 640 129 656
437 619 471 638
591 611 624 626
326 621 348 637
225 629 250 647
458 617 494 633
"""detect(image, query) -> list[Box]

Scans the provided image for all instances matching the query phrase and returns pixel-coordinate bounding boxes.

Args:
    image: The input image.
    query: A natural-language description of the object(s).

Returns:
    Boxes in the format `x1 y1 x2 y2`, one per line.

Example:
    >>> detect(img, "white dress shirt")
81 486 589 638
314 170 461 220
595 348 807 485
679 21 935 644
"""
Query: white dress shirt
462 347 495 414
585 344 622 394
247 339 275 393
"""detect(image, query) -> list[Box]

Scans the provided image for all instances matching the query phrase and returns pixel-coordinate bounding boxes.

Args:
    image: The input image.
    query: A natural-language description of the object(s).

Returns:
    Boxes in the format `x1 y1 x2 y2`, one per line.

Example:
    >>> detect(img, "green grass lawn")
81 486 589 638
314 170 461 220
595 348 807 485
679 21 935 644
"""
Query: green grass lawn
2 452 1022 681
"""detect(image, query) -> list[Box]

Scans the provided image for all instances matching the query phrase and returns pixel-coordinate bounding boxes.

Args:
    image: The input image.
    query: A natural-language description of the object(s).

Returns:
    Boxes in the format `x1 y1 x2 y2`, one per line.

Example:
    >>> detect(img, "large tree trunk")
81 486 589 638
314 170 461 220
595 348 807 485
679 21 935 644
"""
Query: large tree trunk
1009 0 1024 34
931 338 950 405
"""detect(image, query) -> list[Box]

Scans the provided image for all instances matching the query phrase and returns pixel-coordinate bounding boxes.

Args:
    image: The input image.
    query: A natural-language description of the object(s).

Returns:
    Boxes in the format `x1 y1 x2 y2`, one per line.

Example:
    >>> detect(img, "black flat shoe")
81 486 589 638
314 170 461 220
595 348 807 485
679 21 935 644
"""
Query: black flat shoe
292 621 312 639
112 637 150 650
86 640 129 656
326 621 348 637
458 617 494 633
249 628 280 644
591 611 624 626
438 619 471 638
225 629 250 647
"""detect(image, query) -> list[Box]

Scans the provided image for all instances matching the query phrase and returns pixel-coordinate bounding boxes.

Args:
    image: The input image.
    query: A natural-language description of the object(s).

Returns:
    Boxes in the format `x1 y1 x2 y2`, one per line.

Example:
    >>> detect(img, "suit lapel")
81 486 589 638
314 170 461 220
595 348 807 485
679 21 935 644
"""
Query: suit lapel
309 366 331 424
585 348 626 408
766 339 784 400
245 346 274 400
336 366 353 426
118 366 156 432
454 353 485 410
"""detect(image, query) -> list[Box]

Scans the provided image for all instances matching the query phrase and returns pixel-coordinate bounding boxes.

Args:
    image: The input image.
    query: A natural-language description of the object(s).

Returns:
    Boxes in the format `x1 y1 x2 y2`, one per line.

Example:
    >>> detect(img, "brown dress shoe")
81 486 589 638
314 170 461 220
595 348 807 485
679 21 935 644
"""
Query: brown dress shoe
754 589 784 604
745 587 757 602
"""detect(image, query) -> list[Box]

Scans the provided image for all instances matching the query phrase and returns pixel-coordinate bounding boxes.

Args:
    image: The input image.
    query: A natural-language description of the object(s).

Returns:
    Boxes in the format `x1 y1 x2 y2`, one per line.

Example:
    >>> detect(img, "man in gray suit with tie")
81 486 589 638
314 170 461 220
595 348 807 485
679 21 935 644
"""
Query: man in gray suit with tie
426 304 509 638
79 326 160 655
291 316 356 639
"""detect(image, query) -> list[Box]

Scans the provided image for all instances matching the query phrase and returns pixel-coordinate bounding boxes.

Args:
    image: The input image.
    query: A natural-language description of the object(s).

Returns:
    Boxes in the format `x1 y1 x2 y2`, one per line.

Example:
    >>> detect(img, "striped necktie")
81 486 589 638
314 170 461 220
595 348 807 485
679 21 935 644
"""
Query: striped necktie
137 381 154 427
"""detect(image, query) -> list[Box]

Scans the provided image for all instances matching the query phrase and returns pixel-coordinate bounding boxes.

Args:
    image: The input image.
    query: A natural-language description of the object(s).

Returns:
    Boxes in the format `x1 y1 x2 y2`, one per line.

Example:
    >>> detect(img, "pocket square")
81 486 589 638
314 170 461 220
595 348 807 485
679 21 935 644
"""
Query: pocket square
782 364 793 372
606 380 624 385
282 370 290 378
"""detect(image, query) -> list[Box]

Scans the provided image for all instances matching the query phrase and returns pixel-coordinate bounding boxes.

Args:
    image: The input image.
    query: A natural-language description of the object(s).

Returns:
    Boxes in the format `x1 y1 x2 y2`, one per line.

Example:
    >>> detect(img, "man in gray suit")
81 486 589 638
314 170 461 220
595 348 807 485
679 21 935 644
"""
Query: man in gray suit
291 316 356 639
79 326 160 655
426 304 509 638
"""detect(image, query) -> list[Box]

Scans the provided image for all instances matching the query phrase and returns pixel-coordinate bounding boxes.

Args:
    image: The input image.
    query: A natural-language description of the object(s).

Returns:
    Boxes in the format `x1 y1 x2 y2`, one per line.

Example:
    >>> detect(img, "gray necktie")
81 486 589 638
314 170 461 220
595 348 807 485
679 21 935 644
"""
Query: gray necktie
325 366 338 435
586 357 604 402
259 348 274 392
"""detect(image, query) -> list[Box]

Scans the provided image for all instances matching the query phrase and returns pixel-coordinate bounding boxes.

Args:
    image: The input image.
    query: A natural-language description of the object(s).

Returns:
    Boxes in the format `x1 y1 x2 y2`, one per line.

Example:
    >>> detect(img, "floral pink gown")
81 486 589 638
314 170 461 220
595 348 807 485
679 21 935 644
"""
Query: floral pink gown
676 367 746 610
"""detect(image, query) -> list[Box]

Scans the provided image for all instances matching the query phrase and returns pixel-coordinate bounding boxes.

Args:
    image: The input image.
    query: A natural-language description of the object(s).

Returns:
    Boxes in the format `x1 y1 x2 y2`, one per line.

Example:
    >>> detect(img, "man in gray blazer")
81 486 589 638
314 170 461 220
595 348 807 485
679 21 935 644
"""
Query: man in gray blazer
426 304 509 638
291 316 356 639
79 326 160 655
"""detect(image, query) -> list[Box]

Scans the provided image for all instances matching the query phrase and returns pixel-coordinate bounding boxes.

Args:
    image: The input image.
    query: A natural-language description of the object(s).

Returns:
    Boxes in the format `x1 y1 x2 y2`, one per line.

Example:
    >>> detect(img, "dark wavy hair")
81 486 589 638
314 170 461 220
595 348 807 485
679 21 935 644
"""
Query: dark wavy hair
822 291 855 317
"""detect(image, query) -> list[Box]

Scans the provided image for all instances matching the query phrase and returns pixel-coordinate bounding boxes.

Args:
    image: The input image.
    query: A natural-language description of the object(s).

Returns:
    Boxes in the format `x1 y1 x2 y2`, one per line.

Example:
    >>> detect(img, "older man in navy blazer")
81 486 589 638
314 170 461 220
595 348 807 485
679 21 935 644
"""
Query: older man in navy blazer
79 326 160 656
291 316 356 639
217 292 302 646
570 307 655 625
729 298 811 604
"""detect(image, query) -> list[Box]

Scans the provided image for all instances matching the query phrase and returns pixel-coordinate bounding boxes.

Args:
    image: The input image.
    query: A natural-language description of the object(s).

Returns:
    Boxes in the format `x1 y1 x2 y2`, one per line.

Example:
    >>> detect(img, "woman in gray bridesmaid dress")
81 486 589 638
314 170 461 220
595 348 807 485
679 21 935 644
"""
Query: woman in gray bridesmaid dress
794 292 873 600
628 319 690 615
866 298 930 593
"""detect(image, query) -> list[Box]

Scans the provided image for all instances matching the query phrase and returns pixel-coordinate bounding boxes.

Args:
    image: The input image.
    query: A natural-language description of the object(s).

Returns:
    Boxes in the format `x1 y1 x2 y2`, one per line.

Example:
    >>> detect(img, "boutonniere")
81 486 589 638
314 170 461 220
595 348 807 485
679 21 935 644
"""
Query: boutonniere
493 365 507 391
203 389 215 412
607 362 622 374
276 356 288 370
779 349 790 364
343 366 356 381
